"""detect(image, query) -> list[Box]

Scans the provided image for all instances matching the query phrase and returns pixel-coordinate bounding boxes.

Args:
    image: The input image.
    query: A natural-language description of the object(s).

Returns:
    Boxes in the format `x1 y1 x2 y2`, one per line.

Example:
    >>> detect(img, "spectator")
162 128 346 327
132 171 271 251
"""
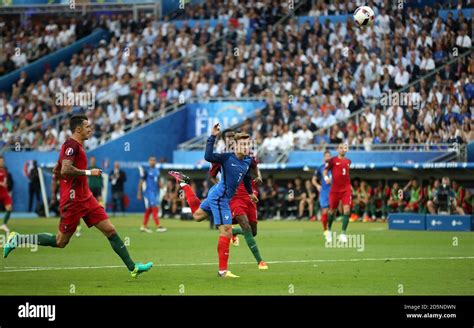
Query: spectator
452 180 466 214
387 181 405 213
314 128 330 147
394 63 410 87
321 109 337 128
424 177 440 206
352 180 372 222
279 124 294 151
403 179 423 213
261 130 280 161
294 124 313 150
456 25 472 51
461 189 472 215
88 156 103 203
370 180 389 221
283 181 297 219
300 179 316 221
335 102 351 122
110 123 125 140
109 161 127 215
259 176 278 219
420 49 436 73
293 177 307 220
406 53 421 82
49 172 60 216
27 160 41 212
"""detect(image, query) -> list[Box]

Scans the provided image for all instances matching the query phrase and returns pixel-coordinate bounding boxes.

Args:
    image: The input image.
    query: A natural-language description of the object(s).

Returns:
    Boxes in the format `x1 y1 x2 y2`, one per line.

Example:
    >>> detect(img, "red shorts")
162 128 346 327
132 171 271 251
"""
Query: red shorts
59 196 108 233
230 197 257 224
329 190 352 210
0 192 12 207
374 200 384 208
407 201 419 211
389 203 398 210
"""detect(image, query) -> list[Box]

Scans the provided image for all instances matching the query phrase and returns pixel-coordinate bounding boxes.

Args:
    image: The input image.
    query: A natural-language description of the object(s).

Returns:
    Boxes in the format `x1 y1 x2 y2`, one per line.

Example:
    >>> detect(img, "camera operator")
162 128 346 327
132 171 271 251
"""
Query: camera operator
427 177 465 215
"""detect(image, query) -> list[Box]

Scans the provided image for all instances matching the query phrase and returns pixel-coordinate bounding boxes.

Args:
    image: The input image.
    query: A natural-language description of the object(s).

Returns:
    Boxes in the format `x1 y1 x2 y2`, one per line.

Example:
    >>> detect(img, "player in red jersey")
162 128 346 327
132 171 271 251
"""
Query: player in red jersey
209 157 268 270
323 143 352 243
3 115 153 278
0 156 13 234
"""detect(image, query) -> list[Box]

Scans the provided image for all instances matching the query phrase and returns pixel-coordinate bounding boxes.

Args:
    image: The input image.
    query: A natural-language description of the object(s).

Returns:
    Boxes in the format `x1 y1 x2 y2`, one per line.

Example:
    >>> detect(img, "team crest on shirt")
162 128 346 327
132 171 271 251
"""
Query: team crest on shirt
65 147 74 156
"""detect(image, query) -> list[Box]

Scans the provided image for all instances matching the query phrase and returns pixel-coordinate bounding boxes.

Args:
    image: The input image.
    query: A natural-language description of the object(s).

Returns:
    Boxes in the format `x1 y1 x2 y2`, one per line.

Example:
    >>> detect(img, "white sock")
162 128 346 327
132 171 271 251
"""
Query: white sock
180 182 188 187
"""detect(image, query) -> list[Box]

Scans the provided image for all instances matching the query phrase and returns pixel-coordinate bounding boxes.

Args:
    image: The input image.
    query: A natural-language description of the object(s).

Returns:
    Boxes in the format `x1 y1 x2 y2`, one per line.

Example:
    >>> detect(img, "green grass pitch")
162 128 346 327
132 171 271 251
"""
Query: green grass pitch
1 216 473 295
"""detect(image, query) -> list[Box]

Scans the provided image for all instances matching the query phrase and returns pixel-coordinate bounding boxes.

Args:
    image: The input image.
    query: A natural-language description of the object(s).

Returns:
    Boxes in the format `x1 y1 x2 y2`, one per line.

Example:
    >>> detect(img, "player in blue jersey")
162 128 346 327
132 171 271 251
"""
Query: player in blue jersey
312 150 332 243
137 156 167 233
169 123 257 278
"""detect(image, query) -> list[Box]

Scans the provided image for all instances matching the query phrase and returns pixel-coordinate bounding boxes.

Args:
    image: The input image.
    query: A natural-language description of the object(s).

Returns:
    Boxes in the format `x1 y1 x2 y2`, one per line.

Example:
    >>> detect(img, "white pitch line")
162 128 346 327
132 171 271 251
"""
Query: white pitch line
1 256 473 273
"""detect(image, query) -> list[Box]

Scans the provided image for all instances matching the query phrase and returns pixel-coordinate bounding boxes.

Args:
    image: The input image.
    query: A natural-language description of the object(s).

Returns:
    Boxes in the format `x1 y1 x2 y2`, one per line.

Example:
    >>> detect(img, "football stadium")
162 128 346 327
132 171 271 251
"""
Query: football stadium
0 0 473 313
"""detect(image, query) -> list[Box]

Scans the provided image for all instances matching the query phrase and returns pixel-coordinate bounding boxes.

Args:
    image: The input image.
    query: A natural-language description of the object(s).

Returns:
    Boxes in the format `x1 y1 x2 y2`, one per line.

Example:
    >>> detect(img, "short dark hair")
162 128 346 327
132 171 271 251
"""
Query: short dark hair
324 150 331 155
70 114 88 132
222 129 235 138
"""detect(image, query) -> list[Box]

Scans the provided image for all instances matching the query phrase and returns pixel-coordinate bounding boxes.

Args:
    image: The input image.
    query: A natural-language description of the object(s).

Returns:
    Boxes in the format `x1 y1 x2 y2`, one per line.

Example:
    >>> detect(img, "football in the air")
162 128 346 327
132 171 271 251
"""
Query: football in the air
353 6 375 27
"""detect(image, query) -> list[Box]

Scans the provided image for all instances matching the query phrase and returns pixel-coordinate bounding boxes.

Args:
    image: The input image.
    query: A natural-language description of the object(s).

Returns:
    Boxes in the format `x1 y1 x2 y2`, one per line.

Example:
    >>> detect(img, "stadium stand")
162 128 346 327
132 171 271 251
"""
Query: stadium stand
2 2 472 152
0 0 472 218
0 18 78 76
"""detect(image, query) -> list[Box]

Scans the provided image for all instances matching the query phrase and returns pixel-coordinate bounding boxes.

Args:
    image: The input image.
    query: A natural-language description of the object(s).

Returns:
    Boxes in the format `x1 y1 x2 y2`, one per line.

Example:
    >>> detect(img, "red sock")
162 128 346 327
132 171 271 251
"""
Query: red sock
321 212 328 231
182 185 201 214
217 235 230 271
143 208 151 226
152 207 159 226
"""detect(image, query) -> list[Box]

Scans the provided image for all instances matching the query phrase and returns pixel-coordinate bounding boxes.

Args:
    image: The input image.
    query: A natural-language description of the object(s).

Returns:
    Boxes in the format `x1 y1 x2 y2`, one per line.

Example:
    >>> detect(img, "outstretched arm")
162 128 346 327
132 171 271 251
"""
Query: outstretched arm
204 124 227 163
403 180 412 192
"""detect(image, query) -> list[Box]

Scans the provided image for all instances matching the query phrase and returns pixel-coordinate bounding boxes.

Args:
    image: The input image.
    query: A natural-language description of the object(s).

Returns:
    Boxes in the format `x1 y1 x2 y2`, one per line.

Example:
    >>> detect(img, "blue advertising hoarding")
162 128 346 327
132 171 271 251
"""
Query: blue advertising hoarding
426 215 474 232
389 214 474 231
388 213 426 231
185 101 265 139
